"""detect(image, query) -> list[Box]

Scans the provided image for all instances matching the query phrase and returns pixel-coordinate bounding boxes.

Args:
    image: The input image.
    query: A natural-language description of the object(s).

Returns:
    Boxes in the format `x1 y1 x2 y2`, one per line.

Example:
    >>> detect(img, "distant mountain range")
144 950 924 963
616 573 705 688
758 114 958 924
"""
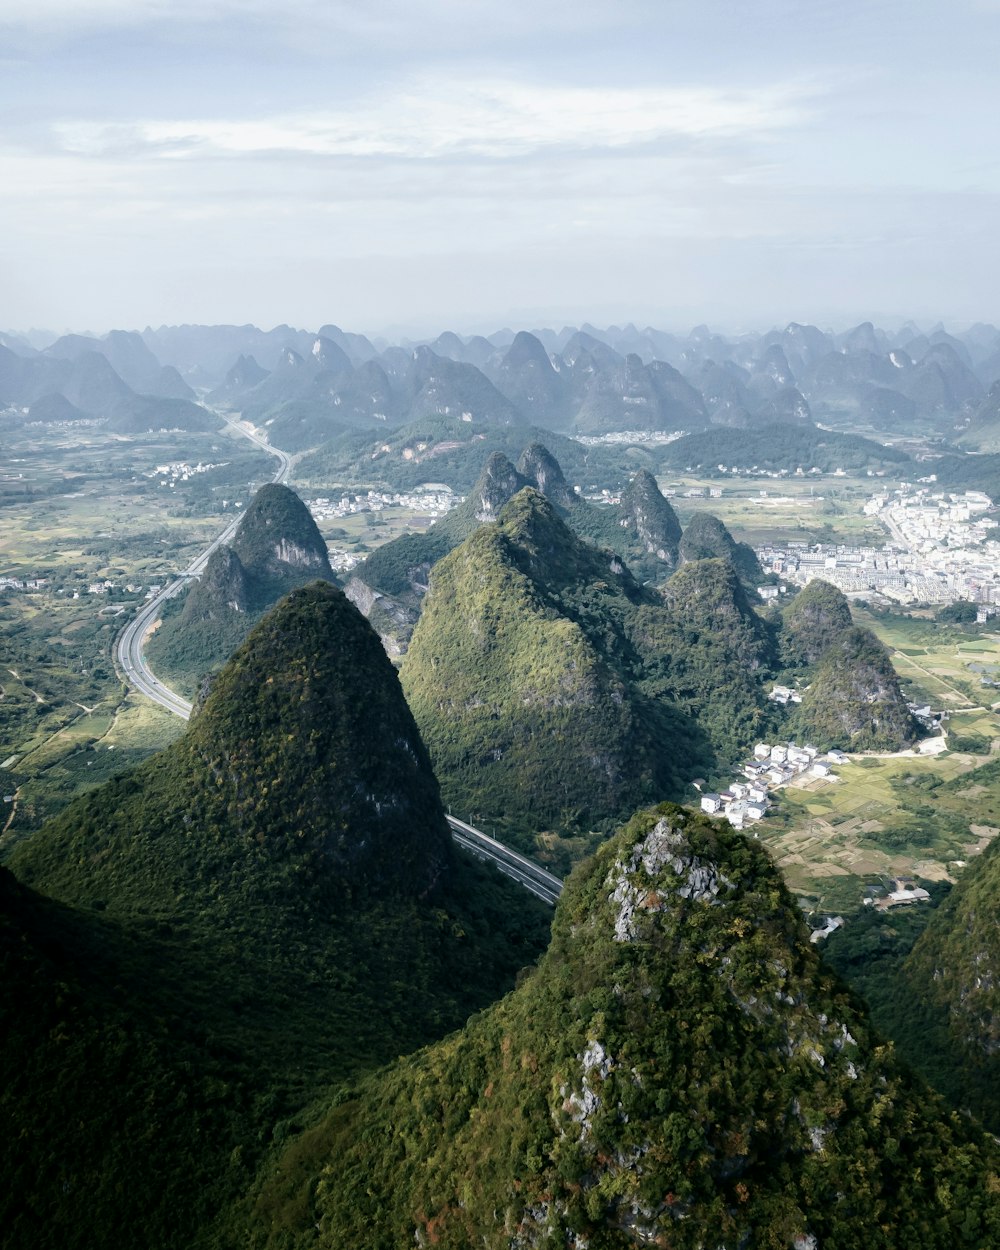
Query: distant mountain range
0 330 213 433
6 319 1000 469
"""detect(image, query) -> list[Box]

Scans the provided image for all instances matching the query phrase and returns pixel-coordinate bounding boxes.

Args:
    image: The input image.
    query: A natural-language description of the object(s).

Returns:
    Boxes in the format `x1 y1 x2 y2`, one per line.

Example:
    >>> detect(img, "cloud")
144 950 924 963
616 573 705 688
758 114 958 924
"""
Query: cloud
0 0 649 45
48 77 814 163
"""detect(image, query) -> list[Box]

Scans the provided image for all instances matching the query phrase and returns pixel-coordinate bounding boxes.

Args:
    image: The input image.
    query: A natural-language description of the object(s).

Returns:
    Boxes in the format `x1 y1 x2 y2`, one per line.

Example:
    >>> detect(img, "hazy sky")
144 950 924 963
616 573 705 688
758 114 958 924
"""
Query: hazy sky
2 0 999 336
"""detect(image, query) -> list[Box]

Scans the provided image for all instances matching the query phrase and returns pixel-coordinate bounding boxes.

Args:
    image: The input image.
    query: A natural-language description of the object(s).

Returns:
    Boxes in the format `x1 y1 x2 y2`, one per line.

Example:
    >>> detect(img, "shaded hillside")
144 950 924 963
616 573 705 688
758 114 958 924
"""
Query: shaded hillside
4 584 550 1250
295 414 643 494
789 625 918 751
616 467 682 574
677 510 763 589
660 423 912 474
350 449 682 654
245 803 1000 1250
146 483 336 694
781 578 855 665
632 557 776 761
885 817 1000 1128
400 491 699 845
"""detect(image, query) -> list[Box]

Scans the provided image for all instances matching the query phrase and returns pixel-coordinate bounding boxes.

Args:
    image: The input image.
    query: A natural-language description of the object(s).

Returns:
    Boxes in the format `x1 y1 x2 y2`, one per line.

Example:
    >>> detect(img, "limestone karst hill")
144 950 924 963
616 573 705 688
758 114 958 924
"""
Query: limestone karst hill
146 482 336 693
245 803 1000 1250
4 583 550 1250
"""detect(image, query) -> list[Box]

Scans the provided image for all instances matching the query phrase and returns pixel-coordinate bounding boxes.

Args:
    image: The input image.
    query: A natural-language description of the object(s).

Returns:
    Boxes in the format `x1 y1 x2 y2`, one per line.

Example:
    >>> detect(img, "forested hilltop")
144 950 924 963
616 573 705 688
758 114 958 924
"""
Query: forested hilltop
2 584 550 1249
241 804 1000 1250
145 483 337 696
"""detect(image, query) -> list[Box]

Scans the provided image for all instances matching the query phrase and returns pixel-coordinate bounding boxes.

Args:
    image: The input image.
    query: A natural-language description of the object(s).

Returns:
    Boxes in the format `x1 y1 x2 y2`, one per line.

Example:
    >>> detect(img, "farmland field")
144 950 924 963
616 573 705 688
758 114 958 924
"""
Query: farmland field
660 472 903 548
760 747 1000 915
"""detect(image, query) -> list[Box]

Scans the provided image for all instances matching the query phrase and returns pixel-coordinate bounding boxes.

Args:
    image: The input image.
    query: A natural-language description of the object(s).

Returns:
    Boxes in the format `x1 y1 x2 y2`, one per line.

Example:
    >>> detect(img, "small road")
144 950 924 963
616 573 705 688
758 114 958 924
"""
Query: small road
114 410 561 901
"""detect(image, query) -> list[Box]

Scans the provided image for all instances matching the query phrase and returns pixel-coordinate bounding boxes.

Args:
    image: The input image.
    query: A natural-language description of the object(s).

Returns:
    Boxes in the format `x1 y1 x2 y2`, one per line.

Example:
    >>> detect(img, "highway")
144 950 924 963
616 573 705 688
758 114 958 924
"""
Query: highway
114 412 290 719
114 411 563 902
447 817 563 905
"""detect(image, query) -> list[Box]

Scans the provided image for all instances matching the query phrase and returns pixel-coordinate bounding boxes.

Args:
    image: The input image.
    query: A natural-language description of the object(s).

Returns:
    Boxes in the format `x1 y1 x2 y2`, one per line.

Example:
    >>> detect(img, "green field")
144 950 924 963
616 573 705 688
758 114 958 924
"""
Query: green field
660 472 902 548
855 607 1000 711
0 418 272 839
760 747 1000 915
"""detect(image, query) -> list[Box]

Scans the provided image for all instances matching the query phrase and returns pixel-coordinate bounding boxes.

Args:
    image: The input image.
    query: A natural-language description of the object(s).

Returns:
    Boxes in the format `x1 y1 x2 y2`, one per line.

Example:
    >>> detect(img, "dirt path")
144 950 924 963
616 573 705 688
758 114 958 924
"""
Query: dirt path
7 668 46 705
892 649 978 708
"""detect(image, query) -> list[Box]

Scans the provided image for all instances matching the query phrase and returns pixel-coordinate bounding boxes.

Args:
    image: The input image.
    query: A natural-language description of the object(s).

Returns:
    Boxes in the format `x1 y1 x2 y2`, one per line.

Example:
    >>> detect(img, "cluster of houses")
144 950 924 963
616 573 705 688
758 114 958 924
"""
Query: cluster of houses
308 486 458 523
768 683 802 706
867 878 932 911
0 576 48 592
700 740 846 830
143 460 224 486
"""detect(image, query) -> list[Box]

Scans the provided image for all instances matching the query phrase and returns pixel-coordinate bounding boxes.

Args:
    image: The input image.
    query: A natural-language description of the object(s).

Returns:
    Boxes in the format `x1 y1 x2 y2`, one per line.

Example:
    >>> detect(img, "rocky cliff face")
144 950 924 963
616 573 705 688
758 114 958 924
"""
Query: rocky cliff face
260 803 1000 1250
182 545 250 619
145 483 337 693
231 482 334 580
471 450 531 521
517 441 577 509
618 468 682 566
790 625 917 751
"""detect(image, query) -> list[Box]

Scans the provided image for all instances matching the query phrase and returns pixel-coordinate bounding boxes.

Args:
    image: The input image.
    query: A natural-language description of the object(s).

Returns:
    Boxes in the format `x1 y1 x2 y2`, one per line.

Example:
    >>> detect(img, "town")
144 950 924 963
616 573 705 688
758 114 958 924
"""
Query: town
758 486 1000 610
306 485 459 522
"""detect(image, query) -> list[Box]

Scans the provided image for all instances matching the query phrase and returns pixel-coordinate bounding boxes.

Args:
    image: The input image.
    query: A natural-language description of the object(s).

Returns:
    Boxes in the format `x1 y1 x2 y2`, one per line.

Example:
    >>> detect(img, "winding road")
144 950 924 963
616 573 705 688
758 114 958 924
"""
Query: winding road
114 411 563 904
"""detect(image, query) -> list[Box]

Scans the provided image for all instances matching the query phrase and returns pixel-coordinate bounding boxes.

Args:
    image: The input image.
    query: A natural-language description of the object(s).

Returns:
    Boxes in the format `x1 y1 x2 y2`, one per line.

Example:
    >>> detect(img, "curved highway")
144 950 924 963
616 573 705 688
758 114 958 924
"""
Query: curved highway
115 410 563 902
115 412 290 719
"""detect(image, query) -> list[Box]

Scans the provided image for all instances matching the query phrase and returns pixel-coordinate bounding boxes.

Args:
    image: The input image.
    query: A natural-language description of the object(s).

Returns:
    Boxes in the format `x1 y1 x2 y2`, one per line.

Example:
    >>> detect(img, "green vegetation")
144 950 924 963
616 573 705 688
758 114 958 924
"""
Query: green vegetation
297 416 639 494
352 445 683 655
661 422 913 475
761 748 997 915
781 578 855 666
399 490 792 859
146 484 336 696
3 583 550 1249
933 451 1000 499
0 417 274 836
937 600 979 623
635 557 778 763
854 604 1000 710
677 510 763 588
789 626 918 752
870 759 1000 1128
400 490 701 856
244 804 1000 1249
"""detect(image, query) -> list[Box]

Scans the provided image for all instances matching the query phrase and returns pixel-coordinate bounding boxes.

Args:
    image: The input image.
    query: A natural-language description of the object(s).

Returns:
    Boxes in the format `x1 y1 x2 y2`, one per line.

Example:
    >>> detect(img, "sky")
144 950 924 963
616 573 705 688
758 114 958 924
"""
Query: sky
2 0 999 337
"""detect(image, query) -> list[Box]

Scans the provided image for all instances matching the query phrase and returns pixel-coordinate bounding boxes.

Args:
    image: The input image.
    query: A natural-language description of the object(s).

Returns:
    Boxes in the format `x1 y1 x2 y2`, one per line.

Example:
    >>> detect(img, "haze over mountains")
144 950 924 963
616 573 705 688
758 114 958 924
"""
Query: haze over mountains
5 319 1000 455
4 312 1000 1248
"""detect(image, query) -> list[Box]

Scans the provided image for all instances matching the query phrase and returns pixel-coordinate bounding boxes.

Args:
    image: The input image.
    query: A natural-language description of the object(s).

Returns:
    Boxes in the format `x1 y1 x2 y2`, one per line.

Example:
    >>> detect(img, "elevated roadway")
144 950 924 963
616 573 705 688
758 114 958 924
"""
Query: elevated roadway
447 817 562 905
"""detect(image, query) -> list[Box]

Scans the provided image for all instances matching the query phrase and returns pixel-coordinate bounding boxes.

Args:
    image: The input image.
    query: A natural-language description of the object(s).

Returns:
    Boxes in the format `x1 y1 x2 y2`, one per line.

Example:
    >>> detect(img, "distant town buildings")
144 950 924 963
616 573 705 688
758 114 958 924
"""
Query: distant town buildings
144 461 225 486
308 486 459 523
759 487 1000 606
